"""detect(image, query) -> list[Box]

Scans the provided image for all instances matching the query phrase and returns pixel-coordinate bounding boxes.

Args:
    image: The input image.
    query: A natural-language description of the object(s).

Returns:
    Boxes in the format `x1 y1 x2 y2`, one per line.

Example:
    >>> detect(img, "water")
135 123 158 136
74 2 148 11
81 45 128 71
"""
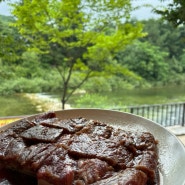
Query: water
106 85 185 106
69 85 185 108
1 85 185 117
0 94 39 117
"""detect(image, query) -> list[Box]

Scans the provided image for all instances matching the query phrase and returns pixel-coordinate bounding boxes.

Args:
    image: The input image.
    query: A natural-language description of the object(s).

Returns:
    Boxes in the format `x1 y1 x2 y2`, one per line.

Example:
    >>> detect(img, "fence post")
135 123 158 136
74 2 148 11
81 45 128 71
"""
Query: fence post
182 103 185 126
130 107 134 114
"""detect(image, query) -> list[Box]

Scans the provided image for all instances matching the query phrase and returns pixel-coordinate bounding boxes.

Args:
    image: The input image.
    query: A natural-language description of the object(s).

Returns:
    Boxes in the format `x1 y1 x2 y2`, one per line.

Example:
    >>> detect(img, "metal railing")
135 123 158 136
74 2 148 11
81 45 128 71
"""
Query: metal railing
114 102 185 127
1 103 185 127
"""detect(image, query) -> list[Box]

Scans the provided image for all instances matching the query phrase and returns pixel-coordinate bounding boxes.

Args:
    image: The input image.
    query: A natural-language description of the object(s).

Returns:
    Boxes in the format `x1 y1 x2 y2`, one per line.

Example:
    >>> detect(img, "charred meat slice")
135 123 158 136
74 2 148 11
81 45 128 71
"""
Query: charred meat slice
0 119 34 139
0 137 26 170
74 158 113 184
111 129 158 155
18 144 57 174
68 133 133 169
39 118 59 127
77 121 113 139
134 132 158 152
41 117 89 134
37 147 76 185
134 151 158 184
0 136 14 160
9 119 35 135
18 143 49 164
56 134 73 149
20 125 63 143
3 138 26 161
92 168 148 185
32 112 57 124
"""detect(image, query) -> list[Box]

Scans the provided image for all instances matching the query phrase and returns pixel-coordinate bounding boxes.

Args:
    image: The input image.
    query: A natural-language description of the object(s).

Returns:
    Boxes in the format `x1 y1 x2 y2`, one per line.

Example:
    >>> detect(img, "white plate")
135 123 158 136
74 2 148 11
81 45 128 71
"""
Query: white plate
1 109 185 185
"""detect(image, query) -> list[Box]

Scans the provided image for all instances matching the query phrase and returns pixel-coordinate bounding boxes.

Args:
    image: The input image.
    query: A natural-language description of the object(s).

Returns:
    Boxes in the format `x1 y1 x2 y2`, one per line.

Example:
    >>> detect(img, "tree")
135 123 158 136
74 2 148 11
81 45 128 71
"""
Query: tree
0 15 26 63
0 15 27 83
116 41 169 82
11 0 144 109
154 0 185 26
140 19 185 59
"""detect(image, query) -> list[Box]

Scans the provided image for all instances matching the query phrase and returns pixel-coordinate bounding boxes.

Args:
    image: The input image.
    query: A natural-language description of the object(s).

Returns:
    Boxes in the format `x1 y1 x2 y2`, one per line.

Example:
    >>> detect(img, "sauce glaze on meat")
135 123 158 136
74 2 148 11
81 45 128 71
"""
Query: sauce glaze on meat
0 112 159 185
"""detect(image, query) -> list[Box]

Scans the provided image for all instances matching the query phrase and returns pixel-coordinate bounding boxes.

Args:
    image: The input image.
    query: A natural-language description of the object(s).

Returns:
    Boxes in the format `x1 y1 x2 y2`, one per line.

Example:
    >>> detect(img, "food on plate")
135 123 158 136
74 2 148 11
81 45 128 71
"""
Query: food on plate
0 112 159 185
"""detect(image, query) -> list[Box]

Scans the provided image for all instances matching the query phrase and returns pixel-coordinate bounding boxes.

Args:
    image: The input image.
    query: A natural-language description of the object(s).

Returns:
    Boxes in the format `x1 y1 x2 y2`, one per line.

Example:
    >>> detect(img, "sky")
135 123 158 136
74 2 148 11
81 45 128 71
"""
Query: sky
0 1 12 16
0 0 172 20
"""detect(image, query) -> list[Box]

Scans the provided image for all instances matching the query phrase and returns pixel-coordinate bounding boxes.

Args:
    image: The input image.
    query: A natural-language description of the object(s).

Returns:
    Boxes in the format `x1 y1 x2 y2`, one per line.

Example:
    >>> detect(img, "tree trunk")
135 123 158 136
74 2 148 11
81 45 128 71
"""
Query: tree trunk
61 99 65 110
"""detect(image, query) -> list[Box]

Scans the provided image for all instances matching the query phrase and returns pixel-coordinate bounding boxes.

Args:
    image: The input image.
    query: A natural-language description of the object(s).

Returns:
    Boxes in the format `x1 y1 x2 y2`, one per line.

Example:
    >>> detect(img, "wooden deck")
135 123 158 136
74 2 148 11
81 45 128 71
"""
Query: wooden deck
0 116 26 127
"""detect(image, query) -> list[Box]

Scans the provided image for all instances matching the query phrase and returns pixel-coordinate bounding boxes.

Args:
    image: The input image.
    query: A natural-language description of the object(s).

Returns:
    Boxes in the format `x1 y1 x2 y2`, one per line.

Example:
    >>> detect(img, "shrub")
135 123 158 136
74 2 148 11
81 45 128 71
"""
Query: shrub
73 93 109 108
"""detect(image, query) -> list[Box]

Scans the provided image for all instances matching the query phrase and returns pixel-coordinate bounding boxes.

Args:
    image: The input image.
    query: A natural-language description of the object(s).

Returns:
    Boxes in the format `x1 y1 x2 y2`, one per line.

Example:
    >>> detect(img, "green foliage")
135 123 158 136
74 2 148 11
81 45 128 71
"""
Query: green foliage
0 15 14 24
0 15 25 63
0 59 62 95
140 18 185 84
154 0 185 26
72 93 110 109
0 74 62 95
82 75 147 94
17 51 42 78
1 7 185 110
140 19 185 59
10 0 144 108
116 41 169 82
82 76 113 93
179 52 185 73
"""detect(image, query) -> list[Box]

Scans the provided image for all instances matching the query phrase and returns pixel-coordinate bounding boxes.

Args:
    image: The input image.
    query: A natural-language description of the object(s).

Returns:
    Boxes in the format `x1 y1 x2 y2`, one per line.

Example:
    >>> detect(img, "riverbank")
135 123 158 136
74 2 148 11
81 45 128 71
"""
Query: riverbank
23 93 71 112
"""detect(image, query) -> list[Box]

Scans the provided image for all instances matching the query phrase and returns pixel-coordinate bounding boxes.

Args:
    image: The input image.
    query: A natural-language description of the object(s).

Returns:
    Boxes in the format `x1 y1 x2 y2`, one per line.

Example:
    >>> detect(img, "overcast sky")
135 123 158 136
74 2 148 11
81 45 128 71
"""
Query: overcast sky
0 0 172 20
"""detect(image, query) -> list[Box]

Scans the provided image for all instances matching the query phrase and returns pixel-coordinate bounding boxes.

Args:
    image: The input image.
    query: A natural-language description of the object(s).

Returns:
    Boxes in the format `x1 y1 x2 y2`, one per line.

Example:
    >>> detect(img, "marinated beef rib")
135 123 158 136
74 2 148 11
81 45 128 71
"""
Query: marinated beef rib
0 112 159 185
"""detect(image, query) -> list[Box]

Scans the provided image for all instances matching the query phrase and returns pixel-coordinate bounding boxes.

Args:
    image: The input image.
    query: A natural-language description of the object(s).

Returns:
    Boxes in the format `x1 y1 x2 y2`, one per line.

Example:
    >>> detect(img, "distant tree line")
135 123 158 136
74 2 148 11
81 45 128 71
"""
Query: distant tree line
116 18 185 85
1 15 185 87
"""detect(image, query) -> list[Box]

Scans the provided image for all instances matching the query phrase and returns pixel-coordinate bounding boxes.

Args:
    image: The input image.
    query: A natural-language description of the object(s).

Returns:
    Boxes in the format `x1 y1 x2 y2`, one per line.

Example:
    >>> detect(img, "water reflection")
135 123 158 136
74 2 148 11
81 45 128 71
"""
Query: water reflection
1 85 185 117
0 94 39 117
